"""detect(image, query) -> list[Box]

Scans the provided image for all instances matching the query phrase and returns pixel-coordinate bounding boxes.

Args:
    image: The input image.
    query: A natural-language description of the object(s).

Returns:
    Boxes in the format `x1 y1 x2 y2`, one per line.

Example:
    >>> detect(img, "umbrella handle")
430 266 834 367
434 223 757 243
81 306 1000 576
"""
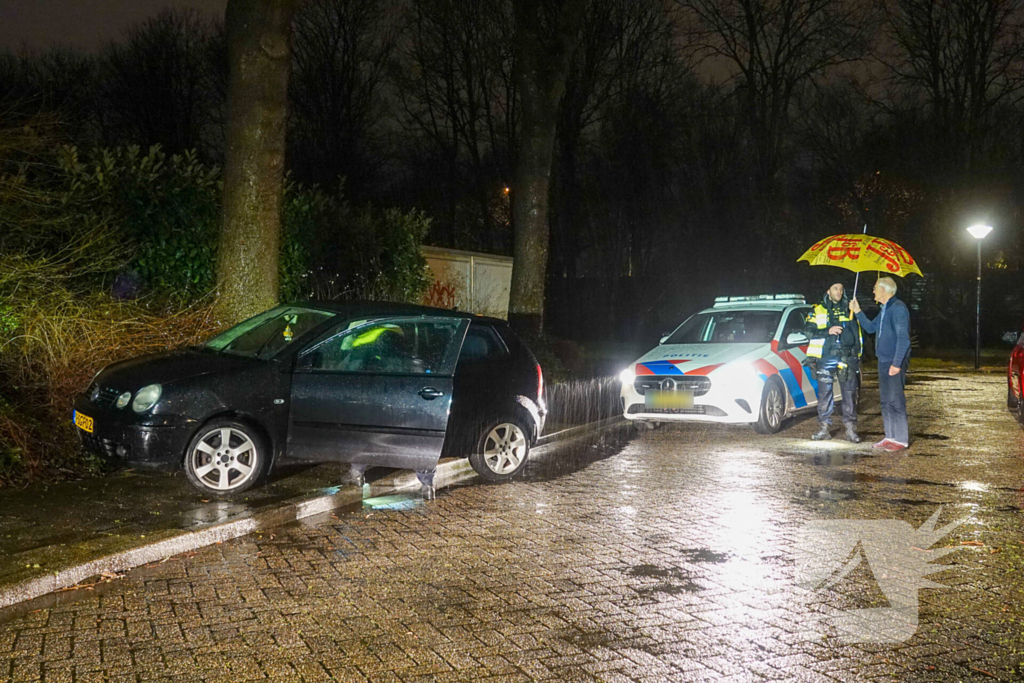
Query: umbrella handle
851 223 867 302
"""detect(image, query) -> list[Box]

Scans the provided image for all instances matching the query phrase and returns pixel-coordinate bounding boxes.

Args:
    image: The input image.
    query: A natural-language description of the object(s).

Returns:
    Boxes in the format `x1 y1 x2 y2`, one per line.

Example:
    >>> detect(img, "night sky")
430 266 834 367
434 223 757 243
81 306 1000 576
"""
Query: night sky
0 0 226 52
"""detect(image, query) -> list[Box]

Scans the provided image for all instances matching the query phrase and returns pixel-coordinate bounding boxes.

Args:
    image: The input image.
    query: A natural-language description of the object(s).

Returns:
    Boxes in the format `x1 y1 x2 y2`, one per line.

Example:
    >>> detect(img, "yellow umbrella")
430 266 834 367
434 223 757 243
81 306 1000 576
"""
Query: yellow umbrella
798 234 922 276
798 233 922 298
798 235 921 278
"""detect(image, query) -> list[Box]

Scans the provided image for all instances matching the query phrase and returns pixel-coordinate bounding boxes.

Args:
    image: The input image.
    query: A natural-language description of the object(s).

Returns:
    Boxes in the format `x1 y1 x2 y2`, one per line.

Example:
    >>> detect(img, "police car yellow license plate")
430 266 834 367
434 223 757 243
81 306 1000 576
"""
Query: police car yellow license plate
73 410 94 433
645 390 694 410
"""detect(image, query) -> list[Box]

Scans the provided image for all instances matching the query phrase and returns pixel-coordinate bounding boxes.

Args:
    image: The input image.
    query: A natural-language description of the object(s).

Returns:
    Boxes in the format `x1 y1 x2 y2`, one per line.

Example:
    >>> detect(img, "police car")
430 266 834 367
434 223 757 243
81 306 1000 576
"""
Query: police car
620 294 843 433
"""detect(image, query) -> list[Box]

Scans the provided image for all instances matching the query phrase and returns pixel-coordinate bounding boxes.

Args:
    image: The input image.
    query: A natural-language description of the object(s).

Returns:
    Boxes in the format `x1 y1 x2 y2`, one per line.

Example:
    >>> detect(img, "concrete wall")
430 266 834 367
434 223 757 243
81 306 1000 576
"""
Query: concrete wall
420 246 513 319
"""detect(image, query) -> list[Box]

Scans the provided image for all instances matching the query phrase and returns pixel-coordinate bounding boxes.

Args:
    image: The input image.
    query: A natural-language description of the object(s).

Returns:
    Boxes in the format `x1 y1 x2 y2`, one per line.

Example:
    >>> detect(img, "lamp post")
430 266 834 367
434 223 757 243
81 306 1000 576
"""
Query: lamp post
967 224 993 369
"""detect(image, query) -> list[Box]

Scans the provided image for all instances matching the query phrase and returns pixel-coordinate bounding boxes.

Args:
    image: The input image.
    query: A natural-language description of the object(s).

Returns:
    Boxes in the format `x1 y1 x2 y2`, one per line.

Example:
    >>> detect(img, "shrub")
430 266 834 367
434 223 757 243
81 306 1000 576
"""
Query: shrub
0 247 221 485
281 185 432 303
55 145 221 302
51 147 432 305
339 206 431 302
6 138 433 305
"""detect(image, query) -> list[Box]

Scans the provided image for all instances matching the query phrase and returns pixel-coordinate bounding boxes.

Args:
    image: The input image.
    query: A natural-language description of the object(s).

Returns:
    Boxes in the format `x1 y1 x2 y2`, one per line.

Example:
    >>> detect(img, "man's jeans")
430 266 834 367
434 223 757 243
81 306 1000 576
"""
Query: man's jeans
878 362 910 445
815 358 858 426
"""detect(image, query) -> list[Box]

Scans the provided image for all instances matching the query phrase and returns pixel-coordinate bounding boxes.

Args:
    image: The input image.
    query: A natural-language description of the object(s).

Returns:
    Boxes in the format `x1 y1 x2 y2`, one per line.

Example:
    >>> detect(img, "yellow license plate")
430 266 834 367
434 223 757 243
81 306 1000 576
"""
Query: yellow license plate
646 390 694 410
73 410 94 433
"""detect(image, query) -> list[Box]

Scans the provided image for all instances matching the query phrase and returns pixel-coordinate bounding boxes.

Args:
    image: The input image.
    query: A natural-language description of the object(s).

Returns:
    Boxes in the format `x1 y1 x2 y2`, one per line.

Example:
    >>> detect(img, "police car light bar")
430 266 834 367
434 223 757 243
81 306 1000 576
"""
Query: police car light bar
713 294 806 306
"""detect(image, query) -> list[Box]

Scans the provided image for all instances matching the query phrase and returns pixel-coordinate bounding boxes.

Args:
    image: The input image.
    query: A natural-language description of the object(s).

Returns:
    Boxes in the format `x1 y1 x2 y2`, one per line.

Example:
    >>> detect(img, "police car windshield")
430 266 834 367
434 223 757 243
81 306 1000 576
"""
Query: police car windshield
664 311 781 345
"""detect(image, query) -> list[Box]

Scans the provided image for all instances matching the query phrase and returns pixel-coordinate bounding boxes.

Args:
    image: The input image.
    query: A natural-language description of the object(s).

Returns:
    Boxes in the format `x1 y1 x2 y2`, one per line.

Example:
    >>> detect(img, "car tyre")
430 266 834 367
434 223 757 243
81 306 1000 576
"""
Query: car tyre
753 378 786 435
469 417 531 482
1009 378 1019 410
183 419 269 496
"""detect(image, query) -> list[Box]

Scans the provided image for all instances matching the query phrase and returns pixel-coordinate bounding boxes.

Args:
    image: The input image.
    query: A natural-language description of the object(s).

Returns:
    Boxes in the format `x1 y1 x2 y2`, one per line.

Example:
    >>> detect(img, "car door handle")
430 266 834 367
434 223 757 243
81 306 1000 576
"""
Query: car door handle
418 387 445 400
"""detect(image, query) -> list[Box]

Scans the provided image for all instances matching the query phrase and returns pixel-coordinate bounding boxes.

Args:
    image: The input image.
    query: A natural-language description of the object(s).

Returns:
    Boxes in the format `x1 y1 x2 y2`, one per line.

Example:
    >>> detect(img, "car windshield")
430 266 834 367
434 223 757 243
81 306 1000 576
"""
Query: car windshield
664 310 781 344
204 306 334 359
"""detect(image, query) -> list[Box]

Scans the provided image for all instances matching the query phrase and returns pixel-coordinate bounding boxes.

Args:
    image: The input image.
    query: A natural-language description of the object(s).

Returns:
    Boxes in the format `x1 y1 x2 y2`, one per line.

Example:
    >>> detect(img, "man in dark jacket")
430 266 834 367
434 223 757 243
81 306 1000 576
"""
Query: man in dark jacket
805 282 862 442
850 276 912 452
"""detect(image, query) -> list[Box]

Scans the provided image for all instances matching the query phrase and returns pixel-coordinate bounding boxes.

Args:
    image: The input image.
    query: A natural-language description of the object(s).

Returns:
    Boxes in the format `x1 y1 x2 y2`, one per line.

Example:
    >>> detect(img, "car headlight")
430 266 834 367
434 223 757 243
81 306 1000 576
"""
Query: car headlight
715 364 758 390
132 384 162 413
619 367 636 384
115 391 132 409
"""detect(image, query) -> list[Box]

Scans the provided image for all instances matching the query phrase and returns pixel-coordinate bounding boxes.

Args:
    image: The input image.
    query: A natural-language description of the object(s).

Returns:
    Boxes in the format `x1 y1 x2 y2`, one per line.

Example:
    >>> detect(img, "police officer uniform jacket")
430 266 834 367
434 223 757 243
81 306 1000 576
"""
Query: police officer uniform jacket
804 295 862 363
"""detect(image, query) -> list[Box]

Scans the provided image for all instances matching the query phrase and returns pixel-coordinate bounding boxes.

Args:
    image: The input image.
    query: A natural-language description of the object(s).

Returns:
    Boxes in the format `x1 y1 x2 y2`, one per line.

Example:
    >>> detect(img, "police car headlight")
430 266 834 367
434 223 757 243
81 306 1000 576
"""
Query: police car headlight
715 364 758 391
619 367 636 385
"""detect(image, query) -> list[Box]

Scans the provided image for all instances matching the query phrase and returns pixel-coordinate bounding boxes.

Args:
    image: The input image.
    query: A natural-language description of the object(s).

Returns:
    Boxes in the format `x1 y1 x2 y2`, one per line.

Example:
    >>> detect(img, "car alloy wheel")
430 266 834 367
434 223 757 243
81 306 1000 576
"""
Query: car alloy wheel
754 378 786 434
765 387 784 428
468 418 532 482
483 422 527 474
186 423 264 494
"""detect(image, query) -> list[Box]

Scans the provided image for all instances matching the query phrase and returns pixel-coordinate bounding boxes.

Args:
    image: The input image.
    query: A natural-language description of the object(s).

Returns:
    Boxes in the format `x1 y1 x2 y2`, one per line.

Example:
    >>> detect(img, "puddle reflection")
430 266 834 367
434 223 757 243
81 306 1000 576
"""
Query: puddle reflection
706 454 794 625
182 501 249 527
362 494 424 511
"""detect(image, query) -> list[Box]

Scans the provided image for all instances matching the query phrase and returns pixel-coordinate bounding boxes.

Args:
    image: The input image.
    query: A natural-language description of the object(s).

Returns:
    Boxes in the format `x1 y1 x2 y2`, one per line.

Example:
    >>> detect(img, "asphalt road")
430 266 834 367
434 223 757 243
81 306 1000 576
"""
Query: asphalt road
2 370 1023 682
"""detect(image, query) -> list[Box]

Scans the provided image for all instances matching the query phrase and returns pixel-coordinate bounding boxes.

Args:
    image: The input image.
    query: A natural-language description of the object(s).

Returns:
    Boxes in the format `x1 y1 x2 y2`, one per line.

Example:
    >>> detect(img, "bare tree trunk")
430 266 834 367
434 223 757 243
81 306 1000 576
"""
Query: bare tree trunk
215 0 299 324
509 0 583 337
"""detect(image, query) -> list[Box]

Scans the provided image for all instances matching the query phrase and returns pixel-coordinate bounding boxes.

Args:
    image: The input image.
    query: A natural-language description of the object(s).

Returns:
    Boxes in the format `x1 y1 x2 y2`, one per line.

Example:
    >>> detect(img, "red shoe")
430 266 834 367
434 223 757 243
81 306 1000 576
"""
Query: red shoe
882 440 908 452
872 438 893 449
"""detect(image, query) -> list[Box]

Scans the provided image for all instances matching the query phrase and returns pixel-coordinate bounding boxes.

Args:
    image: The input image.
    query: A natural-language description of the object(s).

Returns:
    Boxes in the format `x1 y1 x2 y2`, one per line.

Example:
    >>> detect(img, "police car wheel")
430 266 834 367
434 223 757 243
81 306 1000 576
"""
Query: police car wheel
753 378 786 435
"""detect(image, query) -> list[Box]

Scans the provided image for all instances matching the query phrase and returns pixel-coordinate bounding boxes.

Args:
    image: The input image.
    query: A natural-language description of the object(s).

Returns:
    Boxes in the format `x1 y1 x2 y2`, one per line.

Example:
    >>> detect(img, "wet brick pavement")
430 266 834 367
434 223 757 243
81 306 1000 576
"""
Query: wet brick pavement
2 371 1024 681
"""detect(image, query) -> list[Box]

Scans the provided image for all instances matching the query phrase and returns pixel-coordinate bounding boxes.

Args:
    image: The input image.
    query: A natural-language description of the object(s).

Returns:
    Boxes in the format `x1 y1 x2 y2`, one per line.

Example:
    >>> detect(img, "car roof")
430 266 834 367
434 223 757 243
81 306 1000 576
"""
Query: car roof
287 300 507 326
697 303 807 314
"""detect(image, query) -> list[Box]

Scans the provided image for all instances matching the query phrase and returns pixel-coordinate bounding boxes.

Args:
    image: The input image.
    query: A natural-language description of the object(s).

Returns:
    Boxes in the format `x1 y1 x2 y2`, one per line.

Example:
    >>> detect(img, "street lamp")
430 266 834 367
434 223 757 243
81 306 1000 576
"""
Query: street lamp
967 224 993 369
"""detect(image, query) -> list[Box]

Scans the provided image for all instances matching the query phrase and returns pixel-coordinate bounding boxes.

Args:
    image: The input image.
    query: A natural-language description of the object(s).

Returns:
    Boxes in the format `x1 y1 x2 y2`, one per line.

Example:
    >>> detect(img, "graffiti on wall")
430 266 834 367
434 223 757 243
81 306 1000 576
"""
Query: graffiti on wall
424 279 458 309
422 258 463 309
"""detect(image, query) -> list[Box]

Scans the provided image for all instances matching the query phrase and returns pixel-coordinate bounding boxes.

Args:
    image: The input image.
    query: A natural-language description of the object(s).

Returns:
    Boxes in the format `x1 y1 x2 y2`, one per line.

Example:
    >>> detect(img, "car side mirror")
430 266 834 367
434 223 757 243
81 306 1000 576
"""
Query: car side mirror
786 332 809 346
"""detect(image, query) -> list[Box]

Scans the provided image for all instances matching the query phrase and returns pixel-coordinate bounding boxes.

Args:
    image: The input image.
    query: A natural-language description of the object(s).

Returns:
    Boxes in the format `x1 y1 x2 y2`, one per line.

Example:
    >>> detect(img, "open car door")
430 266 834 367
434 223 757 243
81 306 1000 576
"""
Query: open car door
288 316 469 471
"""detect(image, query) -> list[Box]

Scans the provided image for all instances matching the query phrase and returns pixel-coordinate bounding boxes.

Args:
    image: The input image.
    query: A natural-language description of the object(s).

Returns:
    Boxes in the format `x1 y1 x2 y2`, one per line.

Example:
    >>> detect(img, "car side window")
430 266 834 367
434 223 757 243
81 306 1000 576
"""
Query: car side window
300 318 465 375
459 325 508 362
781 308 810 342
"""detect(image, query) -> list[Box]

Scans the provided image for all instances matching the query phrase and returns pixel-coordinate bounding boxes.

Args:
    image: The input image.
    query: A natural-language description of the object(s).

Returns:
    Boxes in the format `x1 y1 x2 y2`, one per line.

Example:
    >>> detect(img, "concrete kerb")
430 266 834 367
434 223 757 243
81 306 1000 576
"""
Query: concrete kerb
536 415 624 447
0 418 623 612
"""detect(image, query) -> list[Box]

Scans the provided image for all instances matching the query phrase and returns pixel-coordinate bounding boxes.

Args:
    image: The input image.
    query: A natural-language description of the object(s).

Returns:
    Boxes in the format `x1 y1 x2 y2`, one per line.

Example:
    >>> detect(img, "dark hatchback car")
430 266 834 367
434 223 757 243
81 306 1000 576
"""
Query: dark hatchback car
73 302 546 495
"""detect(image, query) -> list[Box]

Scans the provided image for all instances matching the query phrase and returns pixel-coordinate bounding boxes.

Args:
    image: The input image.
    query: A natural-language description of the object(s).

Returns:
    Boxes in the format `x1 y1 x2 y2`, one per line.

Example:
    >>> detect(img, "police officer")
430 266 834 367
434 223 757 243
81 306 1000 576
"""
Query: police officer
804 282 862 442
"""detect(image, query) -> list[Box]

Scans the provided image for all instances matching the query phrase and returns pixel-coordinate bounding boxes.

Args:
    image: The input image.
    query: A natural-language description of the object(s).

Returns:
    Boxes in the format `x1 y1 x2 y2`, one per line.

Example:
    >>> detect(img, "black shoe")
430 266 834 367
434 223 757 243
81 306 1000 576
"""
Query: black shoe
811 424 832 441
845 425 862 443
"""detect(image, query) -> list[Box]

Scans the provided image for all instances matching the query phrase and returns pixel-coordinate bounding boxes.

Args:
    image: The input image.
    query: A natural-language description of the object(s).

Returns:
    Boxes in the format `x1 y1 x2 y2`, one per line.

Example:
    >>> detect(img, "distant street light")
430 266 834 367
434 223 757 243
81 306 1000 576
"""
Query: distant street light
967 224 993 369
